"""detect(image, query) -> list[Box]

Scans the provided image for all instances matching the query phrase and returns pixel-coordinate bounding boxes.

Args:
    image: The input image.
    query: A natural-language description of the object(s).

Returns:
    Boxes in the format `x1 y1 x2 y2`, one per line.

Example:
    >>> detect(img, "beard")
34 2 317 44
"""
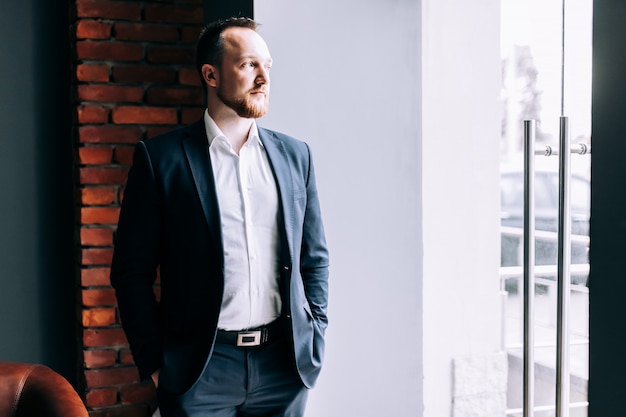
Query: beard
217 86 269 119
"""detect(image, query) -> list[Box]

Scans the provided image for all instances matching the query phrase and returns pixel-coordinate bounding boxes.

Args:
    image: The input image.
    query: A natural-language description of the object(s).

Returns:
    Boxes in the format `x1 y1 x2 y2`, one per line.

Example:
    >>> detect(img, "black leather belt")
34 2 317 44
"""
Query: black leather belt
215 320 282 347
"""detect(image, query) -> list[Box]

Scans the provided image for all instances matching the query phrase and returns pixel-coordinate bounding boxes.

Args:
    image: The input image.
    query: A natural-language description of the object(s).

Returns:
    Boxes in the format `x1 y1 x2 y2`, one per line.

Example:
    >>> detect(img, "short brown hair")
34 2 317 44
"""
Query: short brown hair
195 17 258 87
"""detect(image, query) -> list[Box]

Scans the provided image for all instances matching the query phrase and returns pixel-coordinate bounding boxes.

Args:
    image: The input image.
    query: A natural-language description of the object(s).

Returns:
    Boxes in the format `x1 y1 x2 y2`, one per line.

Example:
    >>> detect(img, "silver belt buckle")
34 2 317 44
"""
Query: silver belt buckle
236 330 262 347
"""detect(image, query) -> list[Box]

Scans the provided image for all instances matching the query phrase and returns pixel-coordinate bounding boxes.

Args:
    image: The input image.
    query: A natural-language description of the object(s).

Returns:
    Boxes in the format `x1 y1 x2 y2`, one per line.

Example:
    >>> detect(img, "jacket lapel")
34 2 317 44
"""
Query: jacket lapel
180 121 293 264
259 127 294 263
181 120 223 255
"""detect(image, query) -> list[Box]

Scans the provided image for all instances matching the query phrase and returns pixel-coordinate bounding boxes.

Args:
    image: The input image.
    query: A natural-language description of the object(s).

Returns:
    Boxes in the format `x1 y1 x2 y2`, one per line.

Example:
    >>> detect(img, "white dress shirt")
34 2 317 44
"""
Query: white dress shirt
204 111 281 331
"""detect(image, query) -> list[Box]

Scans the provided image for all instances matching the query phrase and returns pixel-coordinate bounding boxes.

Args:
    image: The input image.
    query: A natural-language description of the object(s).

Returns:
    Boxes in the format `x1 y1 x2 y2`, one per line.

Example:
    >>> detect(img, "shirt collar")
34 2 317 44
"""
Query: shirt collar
203 109 263 149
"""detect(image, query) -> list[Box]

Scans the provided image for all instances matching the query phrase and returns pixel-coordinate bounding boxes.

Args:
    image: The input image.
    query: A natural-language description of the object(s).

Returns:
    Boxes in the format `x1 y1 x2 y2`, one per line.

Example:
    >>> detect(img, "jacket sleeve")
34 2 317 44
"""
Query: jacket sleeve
110 141 162 380
300 143 330 330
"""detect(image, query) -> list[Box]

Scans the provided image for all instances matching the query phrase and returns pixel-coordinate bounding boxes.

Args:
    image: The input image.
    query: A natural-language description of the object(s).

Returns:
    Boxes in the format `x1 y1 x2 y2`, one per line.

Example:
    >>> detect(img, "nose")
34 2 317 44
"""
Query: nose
256 67 270 85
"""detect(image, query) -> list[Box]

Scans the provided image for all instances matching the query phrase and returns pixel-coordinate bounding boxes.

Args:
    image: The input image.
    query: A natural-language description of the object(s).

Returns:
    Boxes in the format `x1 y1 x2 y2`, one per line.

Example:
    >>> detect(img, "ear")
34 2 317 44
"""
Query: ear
201 64 218 88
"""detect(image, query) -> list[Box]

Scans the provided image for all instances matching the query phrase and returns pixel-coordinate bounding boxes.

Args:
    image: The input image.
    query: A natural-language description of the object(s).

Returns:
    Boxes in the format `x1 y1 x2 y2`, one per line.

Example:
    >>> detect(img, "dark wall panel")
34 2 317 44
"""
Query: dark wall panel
0 0 76 383
204 0 254 23
589 0 626 414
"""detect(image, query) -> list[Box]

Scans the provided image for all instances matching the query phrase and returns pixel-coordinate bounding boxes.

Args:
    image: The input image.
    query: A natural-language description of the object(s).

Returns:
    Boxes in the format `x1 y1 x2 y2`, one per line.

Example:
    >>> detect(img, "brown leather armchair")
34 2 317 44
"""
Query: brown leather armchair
0 361 88 417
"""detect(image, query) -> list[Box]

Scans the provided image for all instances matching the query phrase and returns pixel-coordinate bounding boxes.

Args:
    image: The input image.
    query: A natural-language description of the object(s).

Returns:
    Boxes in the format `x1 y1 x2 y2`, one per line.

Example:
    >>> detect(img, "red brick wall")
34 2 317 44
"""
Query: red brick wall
72 1 204 415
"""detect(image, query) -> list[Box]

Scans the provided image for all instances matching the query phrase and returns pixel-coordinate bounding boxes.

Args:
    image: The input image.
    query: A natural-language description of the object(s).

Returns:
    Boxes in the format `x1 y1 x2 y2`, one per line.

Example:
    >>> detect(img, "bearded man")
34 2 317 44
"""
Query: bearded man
110 17 329 417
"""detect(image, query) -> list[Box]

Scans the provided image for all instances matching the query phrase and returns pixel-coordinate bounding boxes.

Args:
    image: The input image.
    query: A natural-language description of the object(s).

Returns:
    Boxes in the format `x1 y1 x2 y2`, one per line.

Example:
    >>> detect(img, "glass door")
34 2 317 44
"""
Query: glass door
500 0 592 415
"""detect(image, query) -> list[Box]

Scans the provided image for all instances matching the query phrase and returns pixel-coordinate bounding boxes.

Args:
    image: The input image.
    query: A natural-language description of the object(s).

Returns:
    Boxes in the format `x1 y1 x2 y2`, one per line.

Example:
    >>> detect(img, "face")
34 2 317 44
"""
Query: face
211 27 273 118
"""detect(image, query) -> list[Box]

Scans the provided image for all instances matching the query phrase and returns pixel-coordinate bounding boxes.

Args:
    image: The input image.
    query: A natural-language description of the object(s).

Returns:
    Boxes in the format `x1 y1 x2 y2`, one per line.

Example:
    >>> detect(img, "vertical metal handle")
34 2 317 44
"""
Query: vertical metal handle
556 116 571 417
523 120 536 417
520 117 582 416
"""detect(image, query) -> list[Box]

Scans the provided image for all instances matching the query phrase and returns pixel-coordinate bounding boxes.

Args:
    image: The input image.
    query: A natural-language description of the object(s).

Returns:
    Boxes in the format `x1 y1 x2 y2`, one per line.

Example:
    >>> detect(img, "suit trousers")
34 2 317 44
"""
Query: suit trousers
157 334 309 417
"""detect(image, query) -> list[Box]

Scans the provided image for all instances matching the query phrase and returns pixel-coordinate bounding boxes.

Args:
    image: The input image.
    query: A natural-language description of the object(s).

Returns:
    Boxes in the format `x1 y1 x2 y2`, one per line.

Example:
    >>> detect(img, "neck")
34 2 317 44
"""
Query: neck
208 105 254 155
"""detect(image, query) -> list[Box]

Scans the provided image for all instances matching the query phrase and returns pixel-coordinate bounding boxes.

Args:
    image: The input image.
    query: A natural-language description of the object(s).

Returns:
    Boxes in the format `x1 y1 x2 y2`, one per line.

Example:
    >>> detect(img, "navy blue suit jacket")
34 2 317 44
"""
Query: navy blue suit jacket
110 119 329 394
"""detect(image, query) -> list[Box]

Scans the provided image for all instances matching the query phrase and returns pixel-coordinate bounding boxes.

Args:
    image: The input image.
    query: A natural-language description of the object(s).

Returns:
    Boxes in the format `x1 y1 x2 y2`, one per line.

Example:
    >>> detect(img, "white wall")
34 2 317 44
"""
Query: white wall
421 0 503 415
256 1 501 416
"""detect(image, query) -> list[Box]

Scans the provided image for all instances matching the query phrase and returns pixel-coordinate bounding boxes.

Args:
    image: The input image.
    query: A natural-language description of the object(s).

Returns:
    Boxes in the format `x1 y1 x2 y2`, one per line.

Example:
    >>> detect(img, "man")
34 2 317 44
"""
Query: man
110 17 329 417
